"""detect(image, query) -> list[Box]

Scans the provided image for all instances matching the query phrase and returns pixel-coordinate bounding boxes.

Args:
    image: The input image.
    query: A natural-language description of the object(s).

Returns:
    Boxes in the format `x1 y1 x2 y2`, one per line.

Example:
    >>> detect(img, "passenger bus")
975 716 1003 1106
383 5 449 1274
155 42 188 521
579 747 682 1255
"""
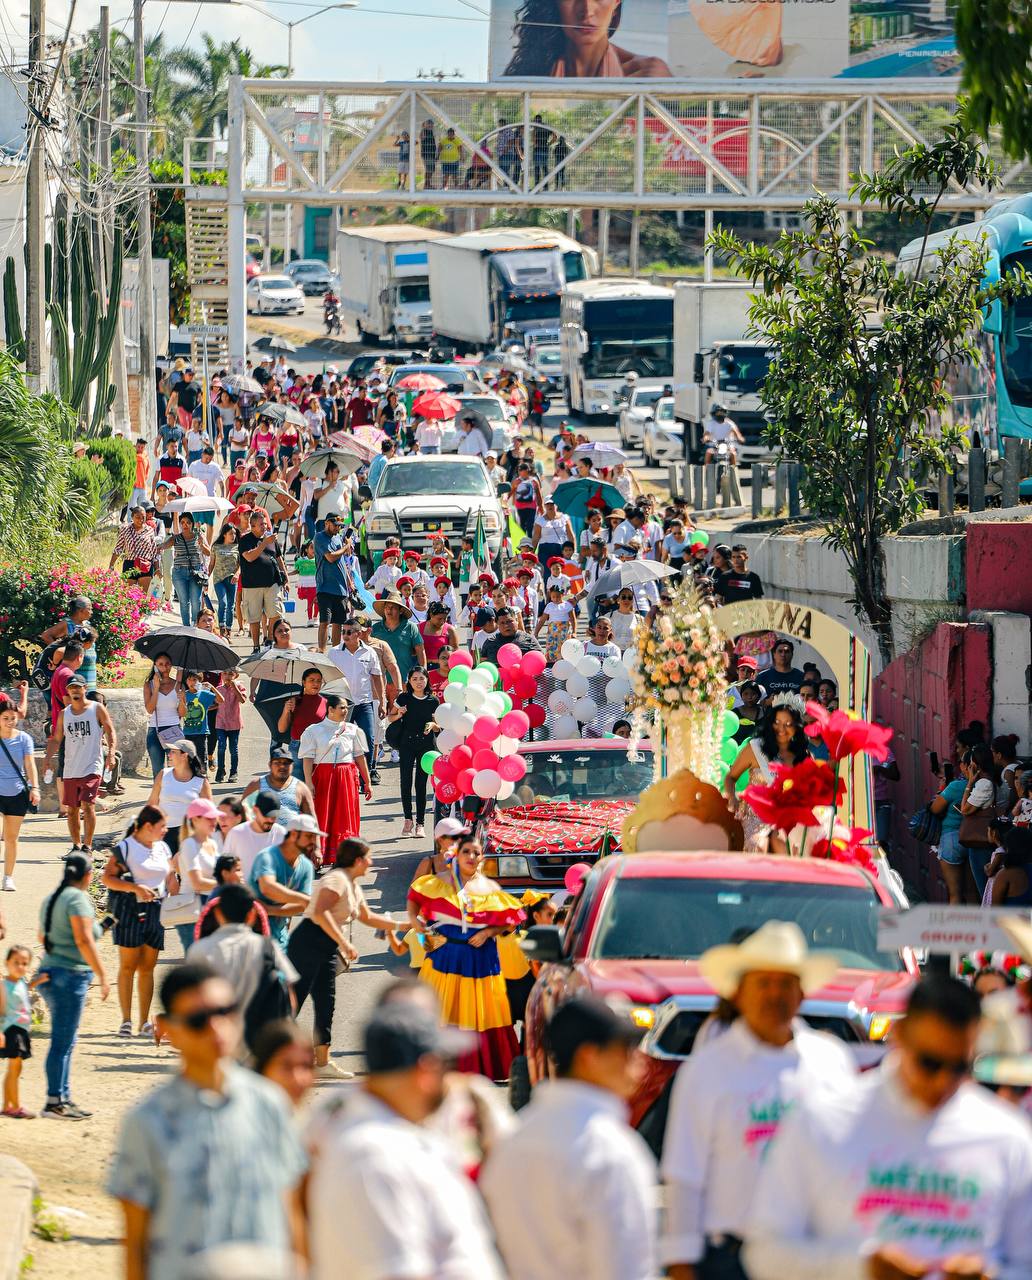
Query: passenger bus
560 278 674 419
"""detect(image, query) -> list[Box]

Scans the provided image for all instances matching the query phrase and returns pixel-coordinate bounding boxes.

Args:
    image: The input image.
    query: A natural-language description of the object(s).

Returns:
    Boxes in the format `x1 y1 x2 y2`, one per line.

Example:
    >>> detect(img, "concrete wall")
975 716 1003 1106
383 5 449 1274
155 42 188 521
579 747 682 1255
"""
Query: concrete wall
731 528 966 667
967 521 1032 618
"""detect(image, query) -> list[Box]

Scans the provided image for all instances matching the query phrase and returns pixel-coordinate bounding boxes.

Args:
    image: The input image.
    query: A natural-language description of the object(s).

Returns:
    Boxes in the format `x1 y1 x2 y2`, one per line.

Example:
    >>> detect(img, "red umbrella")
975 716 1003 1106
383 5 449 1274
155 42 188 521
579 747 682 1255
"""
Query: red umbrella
412 391 463 420
397 373 446 391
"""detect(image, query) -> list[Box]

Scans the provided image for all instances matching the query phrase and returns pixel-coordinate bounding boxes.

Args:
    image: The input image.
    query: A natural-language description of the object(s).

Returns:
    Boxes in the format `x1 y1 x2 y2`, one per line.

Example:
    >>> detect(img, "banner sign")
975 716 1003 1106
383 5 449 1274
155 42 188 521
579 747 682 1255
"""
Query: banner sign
878 905 1032 955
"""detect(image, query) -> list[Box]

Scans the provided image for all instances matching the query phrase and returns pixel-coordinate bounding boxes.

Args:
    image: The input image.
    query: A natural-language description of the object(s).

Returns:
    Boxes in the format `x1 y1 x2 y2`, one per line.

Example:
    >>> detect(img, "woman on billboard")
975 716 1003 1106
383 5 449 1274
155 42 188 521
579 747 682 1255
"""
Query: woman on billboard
504 0 671 77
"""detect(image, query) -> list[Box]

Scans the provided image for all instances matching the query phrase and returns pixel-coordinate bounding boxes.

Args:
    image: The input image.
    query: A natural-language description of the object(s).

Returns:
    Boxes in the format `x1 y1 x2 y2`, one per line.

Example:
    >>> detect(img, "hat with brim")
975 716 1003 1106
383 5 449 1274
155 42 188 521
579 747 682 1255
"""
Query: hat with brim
699 920 839 999
1000 916 1032 964
373 592 412 620
974 988 1032 1085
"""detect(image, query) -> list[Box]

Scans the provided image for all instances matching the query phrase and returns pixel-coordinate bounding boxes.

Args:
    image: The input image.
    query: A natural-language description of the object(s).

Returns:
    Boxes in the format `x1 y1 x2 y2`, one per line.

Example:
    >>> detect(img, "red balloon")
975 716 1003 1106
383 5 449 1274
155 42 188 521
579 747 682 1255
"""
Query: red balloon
520 650 547 679
508 697 524 711
435 780 459 804
496 643 523 670
450 745 473 771
526 703 547 728
448 650 474 669
456 768 476 795
432 757 456 783
472 748 500 772
513 674 537 699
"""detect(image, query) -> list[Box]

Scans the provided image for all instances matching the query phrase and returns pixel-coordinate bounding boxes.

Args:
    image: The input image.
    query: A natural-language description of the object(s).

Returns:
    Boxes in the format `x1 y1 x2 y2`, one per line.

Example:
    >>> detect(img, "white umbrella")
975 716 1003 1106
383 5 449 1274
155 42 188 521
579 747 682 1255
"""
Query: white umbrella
571 442 629 470
167 495 234 515
257 402 307 429
221 373 264 397
297 447 362 479
239 645 346 685
589 560 677 599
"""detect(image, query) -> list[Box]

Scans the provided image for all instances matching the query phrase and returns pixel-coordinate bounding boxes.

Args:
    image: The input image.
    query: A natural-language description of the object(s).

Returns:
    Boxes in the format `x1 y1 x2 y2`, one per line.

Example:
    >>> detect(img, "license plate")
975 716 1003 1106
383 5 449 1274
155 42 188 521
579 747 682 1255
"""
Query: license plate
424 520 441 532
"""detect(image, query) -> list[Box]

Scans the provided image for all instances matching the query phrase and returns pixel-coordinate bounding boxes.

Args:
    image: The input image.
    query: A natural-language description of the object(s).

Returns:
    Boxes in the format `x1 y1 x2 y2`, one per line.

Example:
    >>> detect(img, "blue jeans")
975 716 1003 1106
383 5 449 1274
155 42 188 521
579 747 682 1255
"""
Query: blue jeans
172 568 202 626
40 966 92 1102
146 726 173 777
350 701 377 772
289 737 304 780
176 923 197 954
216 728 239 776
214 578 237 630
968 843 991 899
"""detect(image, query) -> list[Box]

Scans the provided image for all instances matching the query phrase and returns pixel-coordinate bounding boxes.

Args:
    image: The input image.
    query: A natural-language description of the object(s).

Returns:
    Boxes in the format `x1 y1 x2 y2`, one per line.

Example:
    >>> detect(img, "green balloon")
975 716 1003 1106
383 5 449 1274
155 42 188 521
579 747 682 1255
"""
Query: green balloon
448 666 471 686
720 737 738 766
736 771 750 795
478 661 500 687
723 710 740 737
498 692 513 714
420 750 440 774
691 529 711 547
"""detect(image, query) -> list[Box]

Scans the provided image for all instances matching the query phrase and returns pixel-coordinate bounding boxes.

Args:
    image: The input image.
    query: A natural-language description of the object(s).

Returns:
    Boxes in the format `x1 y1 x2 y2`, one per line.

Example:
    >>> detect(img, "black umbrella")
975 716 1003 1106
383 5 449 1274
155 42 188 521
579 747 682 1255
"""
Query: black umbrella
134 626 238 672
459 407 493 453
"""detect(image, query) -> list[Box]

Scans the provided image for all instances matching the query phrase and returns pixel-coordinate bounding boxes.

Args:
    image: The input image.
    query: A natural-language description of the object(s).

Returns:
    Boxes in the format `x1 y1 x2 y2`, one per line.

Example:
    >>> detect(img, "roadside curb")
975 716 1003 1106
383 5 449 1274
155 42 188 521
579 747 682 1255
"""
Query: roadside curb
0 1155 37 1280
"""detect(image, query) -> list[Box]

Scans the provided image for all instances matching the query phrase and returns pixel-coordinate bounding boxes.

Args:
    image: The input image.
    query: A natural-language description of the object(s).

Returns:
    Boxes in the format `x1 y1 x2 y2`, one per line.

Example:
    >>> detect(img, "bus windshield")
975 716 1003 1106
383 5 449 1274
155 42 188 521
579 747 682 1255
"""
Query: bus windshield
583 297 673 380
1001 252 1032 408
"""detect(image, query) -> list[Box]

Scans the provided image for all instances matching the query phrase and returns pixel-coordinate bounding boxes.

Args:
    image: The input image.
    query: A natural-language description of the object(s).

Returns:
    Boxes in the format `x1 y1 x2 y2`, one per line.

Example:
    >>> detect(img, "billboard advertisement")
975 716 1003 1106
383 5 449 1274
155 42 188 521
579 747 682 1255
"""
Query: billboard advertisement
487 1 961 82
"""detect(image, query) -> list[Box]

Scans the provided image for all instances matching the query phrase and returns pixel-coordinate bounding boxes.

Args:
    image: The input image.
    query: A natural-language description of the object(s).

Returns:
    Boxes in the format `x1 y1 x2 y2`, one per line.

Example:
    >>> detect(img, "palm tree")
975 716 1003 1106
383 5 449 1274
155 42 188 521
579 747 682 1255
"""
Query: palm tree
170 37 287 162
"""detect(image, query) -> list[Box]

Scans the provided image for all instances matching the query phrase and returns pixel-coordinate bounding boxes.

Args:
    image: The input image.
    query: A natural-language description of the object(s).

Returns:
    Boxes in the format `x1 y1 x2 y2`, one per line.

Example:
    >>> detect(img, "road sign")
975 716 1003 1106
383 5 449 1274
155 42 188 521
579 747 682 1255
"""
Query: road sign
878 905 1032 955
184 324 229 337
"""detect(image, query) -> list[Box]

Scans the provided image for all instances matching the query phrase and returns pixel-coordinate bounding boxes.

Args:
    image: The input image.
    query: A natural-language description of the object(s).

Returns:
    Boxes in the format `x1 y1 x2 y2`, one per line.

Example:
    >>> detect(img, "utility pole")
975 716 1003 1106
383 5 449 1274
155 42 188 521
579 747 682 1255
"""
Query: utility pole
25 0 48 393
99 5 131 434
133 0 156 443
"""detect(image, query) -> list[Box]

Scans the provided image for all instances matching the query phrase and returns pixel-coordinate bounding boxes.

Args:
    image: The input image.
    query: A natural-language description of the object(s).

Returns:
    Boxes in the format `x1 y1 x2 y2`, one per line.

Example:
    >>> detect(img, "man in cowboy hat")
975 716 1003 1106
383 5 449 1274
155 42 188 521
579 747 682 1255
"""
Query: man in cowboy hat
746 974 1032 1280
661 921 853 1280
371 593 425 684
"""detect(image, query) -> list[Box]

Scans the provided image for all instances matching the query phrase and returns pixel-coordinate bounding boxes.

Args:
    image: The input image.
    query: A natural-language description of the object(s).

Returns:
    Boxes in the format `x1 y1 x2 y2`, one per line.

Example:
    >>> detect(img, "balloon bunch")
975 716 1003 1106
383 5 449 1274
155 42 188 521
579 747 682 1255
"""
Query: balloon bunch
717 707 750 795
545 638 632 738
420 646 546 805
690 529 710 551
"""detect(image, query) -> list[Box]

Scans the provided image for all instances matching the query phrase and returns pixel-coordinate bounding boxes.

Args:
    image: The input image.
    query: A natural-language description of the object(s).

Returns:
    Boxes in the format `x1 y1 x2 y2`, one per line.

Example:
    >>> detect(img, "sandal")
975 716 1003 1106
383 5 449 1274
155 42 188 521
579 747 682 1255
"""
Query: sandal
2 1107 35 1119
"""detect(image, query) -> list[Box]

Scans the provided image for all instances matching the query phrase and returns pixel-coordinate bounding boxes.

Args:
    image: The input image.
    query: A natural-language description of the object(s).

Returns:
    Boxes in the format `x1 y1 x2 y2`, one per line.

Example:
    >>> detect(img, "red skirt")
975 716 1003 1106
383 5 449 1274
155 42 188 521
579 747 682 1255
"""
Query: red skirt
313 761 361 865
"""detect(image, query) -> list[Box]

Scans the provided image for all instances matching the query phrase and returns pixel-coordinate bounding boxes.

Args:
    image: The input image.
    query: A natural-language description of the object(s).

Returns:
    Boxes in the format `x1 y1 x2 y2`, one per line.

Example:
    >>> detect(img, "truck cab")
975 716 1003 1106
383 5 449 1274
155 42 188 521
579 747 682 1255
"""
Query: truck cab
688 341 776 462
378 276 432 344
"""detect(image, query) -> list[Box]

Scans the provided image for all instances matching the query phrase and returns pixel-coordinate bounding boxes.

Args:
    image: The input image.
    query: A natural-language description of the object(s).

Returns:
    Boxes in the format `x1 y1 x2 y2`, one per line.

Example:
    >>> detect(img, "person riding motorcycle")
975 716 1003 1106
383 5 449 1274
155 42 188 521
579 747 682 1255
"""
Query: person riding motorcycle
703 404 746 466
616 369 639 407
323 289 341 334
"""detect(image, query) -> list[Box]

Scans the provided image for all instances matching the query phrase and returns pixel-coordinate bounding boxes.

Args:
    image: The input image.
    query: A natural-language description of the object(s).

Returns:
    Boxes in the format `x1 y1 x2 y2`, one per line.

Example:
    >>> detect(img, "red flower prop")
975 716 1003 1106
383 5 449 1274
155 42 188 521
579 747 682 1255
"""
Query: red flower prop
804 703 894 763
743 758 845 832
811 827 876 873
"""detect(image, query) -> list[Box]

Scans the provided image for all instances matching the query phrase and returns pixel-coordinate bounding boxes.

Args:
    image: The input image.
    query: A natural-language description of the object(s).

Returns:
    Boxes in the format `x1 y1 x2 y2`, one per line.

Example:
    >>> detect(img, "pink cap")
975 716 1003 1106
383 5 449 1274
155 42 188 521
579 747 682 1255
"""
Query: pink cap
187 798 221 821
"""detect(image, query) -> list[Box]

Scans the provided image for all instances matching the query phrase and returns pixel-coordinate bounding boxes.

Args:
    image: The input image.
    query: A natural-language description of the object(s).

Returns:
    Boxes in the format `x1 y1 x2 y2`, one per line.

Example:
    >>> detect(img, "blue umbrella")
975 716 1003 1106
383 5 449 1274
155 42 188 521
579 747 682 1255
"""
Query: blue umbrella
549 477 627 520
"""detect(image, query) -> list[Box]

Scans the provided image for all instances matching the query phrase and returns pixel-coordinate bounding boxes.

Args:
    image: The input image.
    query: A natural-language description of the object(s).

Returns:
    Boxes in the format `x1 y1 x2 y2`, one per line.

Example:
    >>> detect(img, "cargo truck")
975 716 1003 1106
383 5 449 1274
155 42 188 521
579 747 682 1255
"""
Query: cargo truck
427 228 596 352
673 281 776 462
336 226 445 345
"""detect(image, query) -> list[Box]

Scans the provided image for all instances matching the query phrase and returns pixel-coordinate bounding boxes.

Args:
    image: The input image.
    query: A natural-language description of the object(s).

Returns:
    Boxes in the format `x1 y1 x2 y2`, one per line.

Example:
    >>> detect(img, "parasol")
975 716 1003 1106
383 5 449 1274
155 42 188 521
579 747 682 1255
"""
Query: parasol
239 645 346 686
264 336 297 354
166 495 234 516
589 560 677 599
571 442 629 470
256 402 307 429
220 373 264 397
134 626 237 672
298 447 362 479
549 478 627 519
327 431 378 464
412 391 463 420
175 477 208 498
396 373 446 391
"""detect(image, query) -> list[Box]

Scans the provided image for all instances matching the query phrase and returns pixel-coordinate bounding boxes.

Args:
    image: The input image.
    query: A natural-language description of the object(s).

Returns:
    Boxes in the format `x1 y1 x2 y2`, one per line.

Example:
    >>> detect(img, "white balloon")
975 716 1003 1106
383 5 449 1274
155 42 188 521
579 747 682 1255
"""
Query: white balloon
551 659 575 682
573 697 599 723
602 656 625 679
435 703 457 731
495 735 520 757
577 655 602 678
497 778 515 801
463 685 487 713
467 667 495 689
436 728 462 752
547 691 571 715
481 693 506 719
565 673 589 700
472 768 502 799
553 714 580 739
605 678 631 704
560 638 585 663
456 712 477 737
443 684 467 707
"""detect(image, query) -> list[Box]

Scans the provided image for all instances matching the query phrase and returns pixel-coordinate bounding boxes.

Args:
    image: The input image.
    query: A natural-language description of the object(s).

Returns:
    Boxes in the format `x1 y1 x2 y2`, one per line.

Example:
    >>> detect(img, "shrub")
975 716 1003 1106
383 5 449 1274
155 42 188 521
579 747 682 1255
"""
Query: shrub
0 562 155 682
64 459 102 536
88 437 135 510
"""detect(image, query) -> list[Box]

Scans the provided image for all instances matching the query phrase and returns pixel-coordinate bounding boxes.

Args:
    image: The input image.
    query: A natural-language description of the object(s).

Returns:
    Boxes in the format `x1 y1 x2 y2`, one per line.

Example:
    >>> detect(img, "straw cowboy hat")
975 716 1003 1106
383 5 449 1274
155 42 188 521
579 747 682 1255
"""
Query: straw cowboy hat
372 591 412 620
699 920 840 999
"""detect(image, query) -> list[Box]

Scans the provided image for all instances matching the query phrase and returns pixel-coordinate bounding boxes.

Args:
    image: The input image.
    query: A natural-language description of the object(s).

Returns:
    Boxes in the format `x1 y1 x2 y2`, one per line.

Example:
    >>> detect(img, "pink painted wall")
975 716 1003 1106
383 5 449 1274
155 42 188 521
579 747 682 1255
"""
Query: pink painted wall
874 622 992 900
966 522 1032 616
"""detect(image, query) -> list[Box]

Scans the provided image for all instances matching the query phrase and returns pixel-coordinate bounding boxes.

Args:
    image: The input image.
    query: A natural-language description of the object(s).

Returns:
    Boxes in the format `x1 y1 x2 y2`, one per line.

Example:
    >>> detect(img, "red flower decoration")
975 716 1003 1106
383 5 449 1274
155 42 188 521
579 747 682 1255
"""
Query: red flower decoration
811 826 876 873
743 758 845 833
804 703 893 763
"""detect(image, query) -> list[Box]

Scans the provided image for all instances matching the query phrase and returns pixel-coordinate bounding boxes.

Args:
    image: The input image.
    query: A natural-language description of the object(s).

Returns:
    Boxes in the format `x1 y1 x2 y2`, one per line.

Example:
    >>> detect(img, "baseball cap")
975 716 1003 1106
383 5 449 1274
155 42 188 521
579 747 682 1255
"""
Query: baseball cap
736 655 758 672
167 738 197 760
253 793 282 818
433 817 466 840
66 674 87 688
475 607 496 626
282 813 328 837
543 995 644 1073
187 798 221 821
269 744 294 761
354 613 373 628
364 1004 474 1074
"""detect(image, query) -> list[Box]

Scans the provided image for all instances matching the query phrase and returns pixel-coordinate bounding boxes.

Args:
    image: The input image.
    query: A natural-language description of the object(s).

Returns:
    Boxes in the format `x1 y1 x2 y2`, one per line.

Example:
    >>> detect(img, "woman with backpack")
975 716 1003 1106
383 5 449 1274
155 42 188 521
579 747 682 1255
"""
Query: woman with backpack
37 852 110 1119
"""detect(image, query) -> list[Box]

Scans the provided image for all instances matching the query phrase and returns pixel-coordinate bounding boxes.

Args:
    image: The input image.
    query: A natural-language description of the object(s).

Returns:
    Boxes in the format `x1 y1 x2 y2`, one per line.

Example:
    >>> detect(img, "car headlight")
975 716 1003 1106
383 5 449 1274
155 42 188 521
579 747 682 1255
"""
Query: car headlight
368 516 395 534
629 1006 655 1030
868 1013 901 1042
496 855 529 878
482 512 501 533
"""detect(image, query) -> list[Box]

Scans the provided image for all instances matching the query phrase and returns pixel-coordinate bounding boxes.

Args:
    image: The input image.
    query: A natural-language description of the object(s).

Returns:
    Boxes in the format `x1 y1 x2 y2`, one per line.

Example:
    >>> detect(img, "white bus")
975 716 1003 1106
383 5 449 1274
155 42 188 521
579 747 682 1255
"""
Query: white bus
560 278 674 419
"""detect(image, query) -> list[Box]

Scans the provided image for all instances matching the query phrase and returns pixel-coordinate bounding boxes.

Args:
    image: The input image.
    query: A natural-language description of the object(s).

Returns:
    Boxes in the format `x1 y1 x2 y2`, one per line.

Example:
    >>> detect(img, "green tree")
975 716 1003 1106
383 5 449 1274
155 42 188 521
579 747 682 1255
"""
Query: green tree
709 113 1029 665
956 0 1032 159
170 36 286 158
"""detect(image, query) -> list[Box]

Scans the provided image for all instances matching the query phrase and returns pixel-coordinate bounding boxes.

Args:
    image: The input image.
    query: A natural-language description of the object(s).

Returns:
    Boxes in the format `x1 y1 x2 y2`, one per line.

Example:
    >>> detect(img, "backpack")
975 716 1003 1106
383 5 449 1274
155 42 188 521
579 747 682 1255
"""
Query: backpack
244 937 293 1050
908 804 943 846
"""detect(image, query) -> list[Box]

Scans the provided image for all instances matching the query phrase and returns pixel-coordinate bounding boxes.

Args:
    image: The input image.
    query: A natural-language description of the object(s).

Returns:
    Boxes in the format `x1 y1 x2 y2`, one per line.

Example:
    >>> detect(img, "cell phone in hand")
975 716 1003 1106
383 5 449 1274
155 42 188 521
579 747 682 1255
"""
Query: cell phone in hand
930 751 940 776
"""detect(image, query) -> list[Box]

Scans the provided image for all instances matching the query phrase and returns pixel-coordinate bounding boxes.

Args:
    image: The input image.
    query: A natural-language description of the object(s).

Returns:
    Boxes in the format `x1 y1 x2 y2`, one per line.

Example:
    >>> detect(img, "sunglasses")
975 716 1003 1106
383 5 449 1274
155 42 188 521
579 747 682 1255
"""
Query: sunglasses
168 1001 239 1032
914 1050 974 1078
619 593 634 601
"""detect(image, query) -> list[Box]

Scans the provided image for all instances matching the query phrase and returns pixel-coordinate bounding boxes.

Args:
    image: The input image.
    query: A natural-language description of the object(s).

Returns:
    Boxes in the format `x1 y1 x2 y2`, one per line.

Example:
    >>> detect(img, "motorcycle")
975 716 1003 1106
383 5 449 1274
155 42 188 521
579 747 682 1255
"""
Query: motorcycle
324 302 341 336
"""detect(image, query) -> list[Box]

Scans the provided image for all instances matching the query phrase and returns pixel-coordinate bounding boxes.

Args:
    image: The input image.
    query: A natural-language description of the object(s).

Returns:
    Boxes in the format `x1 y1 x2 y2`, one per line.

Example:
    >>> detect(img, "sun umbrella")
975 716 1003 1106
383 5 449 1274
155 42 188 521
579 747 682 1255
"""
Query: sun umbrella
166 495 234 516
176 476 208 498
256 402 307 429
297 447 362 479
353 423 386 452
589 560 677 599
571 442 629 470
412 391 463 420
134 625 237 672
264 336 297 354
327 431 378 464
239 645 346 686
396 372 446 391
234 481 294 513
549 478 627 519
220 373 264 397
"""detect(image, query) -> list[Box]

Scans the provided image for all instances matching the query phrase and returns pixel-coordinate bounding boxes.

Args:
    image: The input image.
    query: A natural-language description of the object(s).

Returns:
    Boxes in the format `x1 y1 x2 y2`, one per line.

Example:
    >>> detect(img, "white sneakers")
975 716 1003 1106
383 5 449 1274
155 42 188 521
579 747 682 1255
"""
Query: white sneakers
316 1062 355 1080
402 819 413 835
2 875 15 892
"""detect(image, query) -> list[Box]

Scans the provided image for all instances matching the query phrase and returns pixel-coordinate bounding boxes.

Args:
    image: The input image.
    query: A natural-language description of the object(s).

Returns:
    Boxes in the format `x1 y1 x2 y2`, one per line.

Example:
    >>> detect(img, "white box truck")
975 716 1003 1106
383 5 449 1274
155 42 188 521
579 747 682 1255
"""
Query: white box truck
673 281 776 461
427 228 597 352
336 226 446 345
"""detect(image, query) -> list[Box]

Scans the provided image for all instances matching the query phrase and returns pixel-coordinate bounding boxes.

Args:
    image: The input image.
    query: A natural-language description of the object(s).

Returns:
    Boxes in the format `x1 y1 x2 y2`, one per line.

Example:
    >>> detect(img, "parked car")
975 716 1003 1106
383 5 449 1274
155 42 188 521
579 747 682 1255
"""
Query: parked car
285 258 340 295
517 851 918 1152
618 384 667 449
481 740 654 889
246 274 305 316
641 396 681 466
346 351 422 382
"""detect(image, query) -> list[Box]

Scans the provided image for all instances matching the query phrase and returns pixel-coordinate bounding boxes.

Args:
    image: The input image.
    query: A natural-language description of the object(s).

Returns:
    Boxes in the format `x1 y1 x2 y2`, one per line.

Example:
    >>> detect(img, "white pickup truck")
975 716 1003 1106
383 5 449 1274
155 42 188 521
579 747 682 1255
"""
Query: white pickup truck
362 455 507 573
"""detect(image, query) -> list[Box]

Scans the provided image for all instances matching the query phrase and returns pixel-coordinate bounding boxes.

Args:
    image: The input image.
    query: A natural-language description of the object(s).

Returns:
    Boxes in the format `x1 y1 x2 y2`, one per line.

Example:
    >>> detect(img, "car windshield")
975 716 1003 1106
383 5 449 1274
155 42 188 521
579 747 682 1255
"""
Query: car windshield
519 749 653 803
656 400 676 423
391 365 471 388
461 397 505 421
264 279 293 291
718 345 777 394
377 461 492 498
593 878 902 970
535 349 562 368
398 281 430 304
632 388 664 410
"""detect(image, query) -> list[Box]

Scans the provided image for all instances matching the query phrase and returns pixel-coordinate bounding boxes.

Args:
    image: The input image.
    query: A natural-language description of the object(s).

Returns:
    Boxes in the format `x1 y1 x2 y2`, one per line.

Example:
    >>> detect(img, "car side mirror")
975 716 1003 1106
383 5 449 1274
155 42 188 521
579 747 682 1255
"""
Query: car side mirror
521 925 566 964
496 482 511 498
693 353 704 384
645 414 655 423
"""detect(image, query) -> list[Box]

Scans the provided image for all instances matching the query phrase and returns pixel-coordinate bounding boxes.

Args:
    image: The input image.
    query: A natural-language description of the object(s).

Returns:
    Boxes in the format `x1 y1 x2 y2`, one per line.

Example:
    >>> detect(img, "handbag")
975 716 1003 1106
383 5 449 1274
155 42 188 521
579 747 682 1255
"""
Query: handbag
0 734 37 813
160 891 201 927
384 718 404 752
959 804 999 848
107 841 137 921
908 804 942 846
157 725 184 750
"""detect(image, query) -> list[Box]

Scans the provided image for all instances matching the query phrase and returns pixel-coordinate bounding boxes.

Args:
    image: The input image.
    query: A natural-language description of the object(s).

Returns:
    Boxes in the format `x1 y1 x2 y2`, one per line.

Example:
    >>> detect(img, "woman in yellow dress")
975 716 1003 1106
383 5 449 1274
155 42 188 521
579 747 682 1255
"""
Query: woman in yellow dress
407 835 525 1078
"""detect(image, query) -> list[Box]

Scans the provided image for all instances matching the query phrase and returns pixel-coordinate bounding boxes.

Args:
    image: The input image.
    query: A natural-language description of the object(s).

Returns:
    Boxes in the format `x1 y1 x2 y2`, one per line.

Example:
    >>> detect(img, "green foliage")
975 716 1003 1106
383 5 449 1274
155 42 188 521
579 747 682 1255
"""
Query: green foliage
87 436 136 509
32 1198 70 1245
149 158 227 324
708 111 1029 663
2 257 24 360
956 0 1032 161
65 459 103 536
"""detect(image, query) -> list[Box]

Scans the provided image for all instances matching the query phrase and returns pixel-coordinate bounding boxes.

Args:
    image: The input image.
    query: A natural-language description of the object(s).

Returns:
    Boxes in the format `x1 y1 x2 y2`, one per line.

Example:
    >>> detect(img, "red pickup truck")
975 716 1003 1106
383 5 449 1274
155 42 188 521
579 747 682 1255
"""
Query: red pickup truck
517 851 918 1155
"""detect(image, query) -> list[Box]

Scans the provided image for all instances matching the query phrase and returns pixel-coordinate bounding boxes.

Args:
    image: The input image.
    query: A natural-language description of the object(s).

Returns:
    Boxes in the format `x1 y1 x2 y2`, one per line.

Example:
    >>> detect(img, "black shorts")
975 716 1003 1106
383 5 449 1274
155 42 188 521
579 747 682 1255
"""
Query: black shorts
317 592 349 625
0 791 30 817
112 897 165 951
0 1026 31 1059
